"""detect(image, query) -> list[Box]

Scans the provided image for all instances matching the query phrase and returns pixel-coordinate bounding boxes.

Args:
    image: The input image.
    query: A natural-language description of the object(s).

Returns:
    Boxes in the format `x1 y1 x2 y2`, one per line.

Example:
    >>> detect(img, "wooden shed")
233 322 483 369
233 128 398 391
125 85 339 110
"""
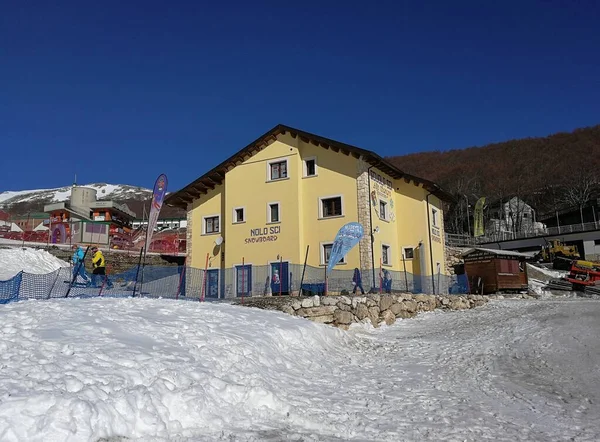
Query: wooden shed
462 248 531 295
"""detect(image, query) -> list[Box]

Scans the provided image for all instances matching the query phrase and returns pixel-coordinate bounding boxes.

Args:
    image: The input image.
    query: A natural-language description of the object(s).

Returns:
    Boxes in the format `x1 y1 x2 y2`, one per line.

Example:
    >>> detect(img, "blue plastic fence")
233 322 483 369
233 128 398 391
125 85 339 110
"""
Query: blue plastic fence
0 264 469 305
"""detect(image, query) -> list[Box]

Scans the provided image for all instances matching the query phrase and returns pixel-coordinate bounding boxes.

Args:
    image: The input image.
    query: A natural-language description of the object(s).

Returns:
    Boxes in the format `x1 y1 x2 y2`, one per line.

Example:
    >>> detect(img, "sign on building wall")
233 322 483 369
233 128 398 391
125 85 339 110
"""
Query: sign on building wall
370 170 396 222
244 225 281 244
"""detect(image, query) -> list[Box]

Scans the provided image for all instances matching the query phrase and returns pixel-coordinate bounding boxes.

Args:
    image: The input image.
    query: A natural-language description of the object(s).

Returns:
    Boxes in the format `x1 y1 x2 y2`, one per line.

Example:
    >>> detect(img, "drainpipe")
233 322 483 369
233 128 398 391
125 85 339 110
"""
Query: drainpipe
367 165 376 291
425 192 436 295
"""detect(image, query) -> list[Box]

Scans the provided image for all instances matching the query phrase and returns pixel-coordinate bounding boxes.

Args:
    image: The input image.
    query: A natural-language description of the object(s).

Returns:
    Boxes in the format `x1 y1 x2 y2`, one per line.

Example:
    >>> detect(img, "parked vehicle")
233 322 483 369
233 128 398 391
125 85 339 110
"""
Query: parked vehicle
536 239 580 270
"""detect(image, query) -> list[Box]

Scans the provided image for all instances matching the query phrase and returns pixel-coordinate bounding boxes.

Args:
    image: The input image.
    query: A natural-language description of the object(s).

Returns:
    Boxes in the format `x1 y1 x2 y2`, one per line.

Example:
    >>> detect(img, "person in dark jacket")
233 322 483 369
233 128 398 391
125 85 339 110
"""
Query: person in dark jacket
352 268 365 294
383 269 392 294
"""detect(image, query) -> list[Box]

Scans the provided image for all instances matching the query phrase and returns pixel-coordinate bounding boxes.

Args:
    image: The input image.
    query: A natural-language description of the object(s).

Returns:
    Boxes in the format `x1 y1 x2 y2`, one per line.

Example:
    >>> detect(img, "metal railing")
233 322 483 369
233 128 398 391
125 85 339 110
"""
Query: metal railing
446 221 600 247
0 221 186 256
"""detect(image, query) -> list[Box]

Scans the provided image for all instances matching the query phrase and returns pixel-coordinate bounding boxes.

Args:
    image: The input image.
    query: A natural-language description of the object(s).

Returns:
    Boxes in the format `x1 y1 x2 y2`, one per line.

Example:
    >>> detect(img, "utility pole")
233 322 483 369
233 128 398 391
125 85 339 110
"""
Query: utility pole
464 194 471 236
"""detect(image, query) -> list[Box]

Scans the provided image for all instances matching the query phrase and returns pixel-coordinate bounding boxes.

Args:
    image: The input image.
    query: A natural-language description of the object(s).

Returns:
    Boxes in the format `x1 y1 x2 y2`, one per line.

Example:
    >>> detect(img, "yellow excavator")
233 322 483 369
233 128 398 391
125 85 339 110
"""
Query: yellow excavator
537 239 580 270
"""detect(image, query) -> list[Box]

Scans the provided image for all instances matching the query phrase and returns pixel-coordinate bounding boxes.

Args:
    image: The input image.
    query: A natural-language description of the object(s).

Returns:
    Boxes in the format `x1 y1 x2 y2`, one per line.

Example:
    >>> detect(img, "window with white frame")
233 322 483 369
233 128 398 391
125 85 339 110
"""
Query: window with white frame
382 244 391 266
403 247 414 259
304 157 317 177
268 202 280 223
379 200 387 220
233 207 245 223
321 242 346 265
431 208 439 227
320 196 343 218
268 159 288 181
204 215 220 234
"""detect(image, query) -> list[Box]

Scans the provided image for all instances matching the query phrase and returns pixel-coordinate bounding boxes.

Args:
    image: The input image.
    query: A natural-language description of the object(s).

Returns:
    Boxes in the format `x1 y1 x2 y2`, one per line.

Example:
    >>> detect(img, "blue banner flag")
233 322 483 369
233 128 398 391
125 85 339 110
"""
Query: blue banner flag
327 222 364 274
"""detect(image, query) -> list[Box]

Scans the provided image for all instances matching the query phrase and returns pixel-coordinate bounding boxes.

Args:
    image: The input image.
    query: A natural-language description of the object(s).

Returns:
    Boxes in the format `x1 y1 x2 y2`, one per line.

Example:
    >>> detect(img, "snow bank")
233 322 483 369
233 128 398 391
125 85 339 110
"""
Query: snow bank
0 247 69 280
527 263 567 280
0 299 351 441
528 278 557 298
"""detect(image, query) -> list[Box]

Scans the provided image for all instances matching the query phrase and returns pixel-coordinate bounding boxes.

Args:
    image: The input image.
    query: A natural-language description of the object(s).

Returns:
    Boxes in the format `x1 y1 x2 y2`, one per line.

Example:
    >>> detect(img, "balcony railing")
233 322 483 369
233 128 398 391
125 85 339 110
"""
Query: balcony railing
445 221 600 247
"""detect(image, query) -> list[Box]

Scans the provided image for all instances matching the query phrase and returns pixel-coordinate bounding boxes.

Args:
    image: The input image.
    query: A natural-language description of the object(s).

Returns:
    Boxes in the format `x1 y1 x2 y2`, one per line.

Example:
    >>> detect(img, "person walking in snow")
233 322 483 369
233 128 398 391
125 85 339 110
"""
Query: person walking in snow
352 268 365 295
71 244 90 286
91 246 113 289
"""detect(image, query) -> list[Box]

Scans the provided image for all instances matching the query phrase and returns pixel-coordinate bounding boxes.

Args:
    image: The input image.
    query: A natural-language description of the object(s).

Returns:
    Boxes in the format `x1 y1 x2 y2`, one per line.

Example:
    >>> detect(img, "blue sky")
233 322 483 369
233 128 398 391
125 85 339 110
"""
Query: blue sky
1 1 599 193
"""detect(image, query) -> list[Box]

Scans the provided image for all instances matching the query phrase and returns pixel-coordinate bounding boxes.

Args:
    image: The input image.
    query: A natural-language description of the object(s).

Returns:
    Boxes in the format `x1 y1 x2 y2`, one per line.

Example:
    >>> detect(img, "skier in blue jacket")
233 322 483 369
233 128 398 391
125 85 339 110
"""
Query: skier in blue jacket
71 244 90 286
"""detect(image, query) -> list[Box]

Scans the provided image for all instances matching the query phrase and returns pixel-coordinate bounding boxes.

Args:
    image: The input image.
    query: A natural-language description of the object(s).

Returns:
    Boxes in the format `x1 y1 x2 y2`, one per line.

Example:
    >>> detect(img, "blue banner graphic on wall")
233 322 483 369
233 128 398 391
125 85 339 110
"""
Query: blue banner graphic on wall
327 222 364 274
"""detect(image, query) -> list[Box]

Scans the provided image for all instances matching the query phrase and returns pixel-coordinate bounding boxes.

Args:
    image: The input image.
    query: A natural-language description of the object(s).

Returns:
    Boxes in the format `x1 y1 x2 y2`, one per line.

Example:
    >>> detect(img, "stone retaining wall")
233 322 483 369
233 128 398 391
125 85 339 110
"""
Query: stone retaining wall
235 293 493 329
46 247 178 274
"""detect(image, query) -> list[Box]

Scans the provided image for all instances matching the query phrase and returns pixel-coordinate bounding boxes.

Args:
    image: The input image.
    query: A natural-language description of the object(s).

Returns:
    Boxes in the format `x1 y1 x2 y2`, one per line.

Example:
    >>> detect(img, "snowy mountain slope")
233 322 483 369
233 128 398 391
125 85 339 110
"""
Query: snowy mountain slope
0 183 152 206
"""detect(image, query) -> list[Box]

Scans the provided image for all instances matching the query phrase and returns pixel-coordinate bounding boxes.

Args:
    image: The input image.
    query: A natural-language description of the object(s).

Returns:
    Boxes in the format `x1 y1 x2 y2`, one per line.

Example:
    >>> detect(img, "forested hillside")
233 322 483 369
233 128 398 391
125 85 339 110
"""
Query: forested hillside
388 125 600 233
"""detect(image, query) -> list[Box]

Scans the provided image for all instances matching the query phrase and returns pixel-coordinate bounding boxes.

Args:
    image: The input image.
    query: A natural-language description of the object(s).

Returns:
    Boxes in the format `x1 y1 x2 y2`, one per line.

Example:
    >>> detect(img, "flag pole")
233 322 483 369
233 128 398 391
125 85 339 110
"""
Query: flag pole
21 212 30 248
140 173 168 297
379 257 383 294
47 216 52 247
402 252 409 292
200 253 209 302
132 246 144 297
299 245 309 296
241 257 245 304
139 228 149 297
279 255 282 297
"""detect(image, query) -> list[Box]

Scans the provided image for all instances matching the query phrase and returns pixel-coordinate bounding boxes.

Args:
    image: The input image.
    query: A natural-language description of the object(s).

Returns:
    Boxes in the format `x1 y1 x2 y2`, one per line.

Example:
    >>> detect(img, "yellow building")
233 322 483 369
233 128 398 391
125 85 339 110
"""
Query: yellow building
166 125 452 298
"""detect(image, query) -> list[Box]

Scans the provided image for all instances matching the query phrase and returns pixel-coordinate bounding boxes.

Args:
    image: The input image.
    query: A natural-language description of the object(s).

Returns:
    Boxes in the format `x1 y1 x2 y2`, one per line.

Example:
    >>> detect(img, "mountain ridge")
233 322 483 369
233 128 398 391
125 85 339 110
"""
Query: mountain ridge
0 183 152 208
0 183 187 219
387 124 600 232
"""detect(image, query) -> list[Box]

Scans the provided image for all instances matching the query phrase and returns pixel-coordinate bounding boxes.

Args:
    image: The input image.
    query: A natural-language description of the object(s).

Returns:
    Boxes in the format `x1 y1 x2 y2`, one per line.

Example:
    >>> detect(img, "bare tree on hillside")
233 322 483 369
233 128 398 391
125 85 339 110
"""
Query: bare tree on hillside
507 155 538 234
441 172 481 234
6 201 41 217
539 184 565 230
562 171 599 227
487 174 513 236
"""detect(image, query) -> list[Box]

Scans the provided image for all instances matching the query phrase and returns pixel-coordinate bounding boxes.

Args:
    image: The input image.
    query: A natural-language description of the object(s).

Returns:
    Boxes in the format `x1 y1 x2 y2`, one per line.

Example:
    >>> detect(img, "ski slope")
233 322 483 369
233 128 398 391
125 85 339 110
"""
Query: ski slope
0 298 598 441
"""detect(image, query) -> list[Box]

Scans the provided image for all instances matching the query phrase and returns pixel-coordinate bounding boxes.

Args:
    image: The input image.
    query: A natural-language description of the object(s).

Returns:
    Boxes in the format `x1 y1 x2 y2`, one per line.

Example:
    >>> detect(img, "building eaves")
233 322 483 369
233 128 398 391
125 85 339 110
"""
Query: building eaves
165 124 454 208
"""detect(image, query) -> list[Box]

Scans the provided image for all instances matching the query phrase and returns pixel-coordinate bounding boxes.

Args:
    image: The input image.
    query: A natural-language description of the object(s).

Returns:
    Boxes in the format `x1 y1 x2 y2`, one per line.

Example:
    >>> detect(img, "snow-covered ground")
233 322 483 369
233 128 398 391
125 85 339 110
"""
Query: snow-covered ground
0 298 598 441
528 263 567 280
526 263 572 298
0 247 69 280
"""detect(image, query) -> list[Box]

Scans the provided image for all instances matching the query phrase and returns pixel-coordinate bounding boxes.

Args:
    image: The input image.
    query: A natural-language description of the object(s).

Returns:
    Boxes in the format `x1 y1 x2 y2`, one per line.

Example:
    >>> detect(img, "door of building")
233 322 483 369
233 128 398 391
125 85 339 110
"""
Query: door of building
206 269 220 299
270 261 289 295
236 264 252 297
